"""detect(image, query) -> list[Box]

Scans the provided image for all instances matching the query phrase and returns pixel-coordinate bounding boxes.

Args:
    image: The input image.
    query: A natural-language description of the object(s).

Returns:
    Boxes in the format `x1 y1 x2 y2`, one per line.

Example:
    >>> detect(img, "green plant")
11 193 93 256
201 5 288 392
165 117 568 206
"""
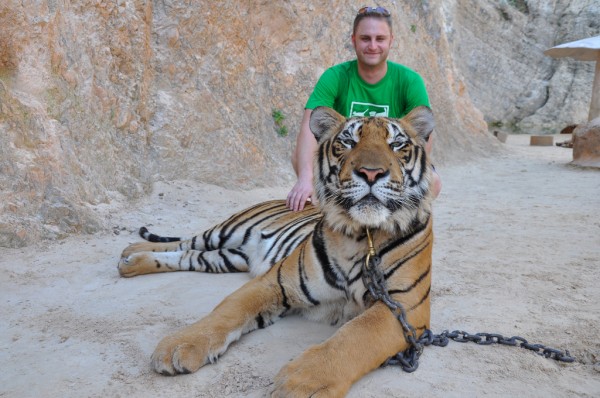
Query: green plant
272 108 288 137
410 24 416 33
506 0 529 14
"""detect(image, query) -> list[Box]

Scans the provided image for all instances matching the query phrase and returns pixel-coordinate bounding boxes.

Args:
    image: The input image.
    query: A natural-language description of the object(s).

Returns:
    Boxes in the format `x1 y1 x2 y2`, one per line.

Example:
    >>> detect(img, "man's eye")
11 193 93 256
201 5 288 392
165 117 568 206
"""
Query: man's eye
390 141 406 150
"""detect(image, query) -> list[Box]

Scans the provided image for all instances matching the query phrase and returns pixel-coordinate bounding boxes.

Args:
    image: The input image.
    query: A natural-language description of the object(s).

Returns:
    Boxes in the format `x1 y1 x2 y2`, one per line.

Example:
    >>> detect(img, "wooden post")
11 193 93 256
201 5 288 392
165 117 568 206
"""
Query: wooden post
590 52 600 121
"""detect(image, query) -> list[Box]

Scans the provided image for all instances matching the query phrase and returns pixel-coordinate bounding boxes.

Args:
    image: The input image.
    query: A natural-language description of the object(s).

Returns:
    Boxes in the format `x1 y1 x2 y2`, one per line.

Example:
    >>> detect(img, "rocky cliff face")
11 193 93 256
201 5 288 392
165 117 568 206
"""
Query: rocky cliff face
444 0 600 131
0 0 593 247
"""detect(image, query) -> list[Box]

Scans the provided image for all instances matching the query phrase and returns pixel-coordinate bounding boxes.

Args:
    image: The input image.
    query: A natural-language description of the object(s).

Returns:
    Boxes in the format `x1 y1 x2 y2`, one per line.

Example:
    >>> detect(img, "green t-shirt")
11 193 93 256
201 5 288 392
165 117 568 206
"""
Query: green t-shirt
305 60 430 118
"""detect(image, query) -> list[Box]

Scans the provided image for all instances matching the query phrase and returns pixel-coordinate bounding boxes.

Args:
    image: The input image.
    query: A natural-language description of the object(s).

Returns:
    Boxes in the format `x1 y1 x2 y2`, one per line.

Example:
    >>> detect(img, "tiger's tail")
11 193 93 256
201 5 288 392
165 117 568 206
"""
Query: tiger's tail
139 226 182 242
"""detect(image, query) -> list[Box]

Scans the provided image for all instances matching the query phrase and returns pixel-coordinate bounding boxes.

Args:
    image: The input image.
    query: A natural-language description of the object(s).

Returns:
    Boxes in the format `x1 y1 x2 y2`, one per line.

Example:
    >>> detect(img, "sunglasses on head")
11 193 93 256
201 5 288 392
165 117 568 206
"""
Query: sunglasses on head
357 6 391 16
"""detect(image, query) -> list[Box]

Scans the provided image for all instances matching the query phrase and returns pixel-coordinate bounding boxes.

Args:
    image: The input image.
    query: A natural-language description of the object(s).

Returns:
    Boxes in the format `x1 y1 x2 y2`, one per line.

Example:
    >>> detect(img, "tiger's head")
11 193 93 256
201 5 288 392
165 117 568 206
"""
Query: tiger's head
309 106 435 235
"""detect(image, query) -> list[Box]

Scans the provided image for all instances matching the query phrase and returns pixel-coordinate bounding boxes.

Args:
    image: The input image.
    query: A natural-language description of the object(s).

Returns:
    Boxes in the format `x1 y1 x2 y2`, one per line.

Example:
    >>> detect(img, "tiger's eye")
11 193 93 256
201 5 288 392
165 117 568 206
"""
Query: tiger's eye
390 141 406 150
341 139 356 148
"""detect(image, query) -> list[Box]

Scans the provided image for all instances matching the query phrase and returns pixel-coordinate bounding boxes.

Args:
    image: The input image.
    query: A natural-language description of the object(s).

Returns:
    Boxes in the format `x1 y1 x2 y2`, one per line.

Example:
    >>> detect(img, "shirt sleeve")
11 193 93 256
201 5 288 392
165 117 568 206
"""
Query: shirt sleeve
305 67 340 110
402 72 430 115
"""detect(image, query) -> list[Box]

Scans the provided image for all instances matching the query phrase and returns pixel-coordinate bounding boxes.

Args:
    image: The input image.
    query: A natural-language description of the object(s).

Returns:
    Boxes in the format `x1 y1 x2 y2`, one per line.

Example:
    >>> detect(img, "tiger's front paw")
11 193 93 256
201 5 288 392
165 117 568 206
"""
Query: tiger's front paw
151 334 211 375
271 346 350 398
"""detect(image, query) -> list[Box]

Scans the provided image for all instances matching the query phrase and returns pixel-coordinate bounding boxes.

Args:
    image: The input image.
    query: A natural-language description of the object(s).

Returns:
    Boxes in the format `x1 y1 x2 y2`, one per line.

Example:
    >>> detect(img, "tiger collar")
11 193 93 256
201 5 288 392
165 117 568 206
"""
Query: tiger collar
365 227 377 270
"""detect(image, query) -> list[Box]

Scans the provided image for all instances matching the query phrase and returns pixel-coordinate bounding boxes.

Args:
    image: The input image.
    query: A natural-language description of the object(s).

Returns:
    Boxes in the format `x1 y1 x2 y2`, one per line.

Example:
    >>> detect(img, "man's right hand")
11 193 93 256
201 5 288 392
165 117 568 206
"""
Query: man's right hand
286 177 314 212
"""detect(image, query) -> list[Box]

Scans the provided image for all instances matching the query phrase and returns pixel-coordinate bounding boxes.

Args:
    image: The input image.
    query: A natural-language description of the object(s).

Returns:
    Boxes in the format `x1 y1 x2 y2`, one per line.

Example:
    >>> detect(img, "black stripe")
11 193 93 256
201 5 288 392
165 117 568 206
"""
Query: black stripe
237 208 291 246
347 236 367 285
387 265 430 295
317 141 329 183
188 255 195 271
377 218 429 259
216 201 287 248
408 285 430 312
197 252 213 273
298 245 320 305
140 227 181 242
262 216 319 262
203 229 214 250
256 314 265 329
326 165 339 184
228 248 250 267
260 213 320 240
277 262 291 311
202 202 272 250
278 233 312 265
419 146 427 178
218 251 241 272
384 235 431 279
313 221 345 291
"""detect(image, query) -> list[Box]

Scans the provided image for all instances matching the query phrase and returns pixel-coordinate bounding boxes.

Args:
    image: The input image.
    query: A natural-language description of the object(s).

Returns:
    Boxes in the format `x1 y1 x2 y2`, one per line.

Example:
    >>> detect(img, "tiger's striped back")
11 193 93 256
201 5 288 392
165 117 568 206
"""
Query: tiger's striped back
191 200 321 276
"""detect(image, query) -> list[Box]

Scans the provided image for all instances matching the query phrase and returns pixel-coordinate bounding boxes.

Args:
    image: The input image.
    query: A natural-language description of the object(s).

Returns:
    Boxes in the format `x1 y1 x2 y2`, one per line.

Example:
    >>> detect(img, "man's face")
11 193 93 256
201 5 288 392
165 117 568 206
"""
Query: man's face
352 18 393 69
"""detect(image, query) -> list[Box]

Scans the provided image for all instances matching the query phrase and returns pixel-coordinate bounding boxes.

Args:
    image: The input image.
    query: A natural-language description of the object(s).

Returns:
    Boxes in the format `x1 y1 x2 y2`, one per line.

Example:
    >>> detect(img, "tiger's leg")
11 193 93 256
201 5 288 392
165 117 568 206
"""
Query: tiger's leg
271 301 429 398
120 230 231 259
151 272 288 375
121 201 291 259
120 240 187 258
118 248 250 277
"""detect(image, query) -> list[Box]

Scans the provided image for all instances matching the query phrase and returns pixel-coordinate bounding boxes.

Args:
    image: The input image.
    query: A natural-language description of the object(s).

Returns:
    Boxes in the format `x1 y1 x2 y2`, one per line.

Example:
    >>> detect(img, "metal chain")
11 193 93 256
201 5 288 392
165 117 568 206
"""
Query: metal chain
361 228 576 373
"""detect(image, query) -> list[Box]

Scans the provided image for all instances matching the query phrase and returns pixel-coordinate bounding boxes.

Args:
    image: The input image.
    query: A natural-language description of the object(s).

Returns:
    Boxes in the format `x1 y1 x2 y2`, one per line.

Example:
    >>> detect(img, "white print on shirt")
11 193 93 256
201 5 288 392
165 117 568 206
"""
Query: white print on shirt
350 102 389 117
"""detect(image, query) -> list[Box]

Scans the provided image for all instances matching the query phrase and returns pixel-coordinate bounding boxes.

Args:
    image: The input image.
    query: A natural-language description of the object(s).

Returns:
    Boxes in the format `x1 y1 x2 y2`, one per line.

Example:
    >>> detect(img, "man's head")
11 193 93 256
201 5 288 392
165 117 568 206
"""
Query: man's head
352 6 393 35
351 7 394 69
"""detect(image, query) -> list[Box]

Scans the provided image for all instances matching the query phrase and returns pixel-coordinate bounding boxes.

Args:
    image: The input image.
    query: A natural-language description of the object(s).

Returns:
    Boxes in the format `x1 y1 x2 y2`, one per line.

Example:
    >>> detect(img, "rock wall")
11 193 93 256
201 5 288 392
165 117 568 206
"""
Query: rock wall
444 0 600 131
0 0 592 247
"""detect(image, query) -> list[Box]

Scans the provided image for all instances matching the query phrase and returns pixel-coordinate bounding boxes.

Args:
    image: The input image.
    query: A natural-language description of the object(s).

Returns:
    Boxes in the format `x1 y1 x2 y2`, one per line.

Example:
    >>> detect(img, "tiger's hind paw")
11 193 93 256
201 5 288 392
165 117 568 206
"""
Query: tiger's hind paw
117 252 156 277
120 242 155 258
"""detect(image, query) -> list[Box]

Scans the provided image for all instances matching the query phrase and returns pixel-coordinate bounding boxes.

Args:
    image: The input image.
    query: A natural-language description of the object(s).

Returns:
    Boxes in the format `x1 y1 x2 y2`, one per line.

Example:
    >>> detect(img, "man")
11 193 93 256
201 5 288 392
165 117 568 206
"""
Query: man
287 6 441 211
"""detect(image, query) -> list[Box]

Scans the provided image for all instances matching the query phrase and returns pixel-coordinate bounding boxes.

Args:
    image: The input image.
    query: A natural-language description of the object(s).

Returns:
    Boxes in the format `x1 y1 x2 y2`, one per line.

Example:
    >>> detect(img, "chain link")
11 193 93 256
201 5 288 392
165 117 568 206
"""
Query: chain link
425 330 576 363
361 228 576 373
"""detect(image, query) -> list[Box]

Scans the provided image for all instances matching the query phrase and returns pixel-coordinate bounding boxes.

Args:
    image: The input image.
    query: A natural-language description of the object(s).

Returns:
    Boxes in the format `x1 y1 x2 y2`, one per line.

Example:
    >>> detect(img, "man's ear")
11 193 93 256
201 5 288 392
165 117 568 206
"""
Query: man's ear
309 107 346 141
402 106 435 142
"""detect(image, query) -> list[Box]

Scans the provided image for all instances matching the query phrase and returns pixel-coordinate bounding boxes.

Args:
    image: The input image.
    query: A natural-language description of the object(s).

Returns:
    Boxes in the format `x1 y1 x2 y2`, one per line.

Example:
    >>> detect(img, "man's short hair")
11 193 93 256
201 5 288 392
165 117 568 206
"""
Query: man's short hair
353 7 393 35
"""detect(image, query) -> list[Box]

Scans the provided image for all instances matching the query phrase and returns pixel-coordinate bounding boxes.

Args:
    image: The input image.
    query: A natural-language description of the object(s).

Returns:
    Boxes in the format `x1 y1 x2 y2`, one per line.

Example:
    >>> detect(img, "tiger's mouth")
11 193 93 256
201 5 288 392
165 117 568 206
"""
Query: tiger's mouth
356 193 380 206
350 184 398 207
347 198 390 228
354 192 400 214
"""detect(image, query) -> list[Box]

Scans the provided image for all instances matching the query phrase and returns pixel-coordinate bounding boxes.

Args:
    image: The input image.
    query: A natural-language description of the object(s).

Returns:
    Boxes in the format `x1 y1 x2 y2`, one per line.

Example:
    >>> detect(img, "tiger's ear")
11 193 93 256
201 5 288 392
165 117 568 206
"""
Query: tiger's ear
309 107 346 141
402 106 435 142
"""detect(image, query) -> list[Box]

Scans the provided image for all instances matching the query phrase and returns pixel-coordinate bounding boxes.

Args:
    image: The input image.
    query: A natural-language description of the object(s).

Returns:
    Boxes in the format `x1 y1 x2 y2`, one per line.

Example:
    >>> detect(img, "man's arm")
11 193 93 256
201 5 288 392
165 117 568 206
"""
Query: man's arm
425 133 442 198
287 109 317 211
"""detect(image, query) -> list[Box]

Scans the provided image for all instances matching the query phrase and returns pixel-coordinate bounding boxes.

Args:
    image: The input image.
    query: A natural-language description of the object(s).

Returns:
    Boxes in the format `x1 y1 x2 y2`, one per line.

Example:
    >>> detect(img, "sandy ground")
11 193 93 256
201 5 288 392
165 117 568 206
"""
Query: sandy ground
1 134 599 398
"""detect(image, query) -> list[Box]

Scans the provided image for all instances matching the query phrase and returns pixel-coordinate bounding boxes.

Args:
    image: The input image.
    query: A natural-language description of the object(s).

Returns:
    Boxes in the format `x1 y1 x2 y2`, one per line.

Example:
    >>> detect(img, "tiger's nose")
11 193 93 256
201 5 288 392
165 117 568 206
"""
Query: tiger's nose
356 167 388 184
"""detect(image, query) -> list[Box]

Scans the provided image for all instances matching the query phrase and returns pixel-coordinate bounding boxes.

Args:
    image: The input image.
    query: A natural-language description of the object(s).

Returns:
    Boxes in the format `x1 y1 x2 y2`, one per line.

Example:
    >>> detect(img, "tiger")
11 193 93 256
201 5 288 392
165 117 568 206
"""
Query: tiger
118 105 435 397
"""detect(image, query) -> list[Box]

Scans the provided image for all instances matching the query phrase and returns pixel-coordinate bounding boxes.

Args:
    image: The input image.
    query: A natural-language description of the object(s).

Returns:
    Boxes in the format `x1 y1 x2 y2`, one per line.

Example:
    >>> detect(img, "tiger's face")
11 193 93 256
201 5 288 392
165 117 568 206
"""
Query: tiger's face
310 106 435 235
